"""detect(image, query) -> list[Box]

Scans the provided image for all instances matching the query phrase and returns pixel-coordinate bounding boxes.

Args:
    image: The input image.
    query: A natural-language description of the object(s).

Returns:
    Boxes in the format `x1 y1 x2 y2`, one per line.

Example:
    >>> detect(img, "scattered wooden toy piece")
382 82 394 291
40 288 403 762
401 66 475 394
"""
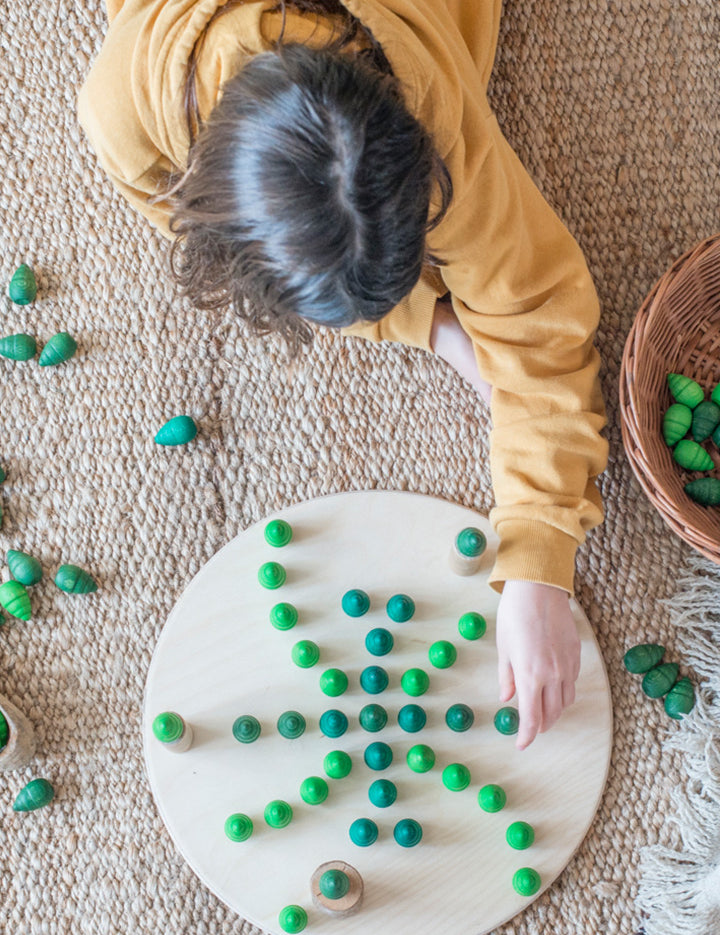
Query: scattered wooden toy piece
668 373 704 408
39 332 77 367
152 711 194 753
664 677 696 719
0 334 37 361
691 400 720 442
54 563 97 593
685 477 720 506
672 439 714 472
154 415 197 446
641 662 679 699
224 813 253 842
662 403 692 445
7 549 42 586
623 643 664 674
7 264 37 305
278 905 307 933
0 580 31 620
13 778 54 811
311 861 363 916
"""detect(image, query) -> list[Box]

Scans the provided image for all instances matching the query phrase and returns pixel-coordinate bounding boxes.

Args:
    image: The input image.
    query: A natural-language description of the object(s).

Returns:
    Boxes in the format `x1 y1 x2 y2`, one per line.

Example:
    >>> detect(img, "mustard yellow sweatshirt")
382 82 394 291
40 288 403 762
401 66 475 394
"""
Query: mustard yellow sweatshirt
78 0 608 594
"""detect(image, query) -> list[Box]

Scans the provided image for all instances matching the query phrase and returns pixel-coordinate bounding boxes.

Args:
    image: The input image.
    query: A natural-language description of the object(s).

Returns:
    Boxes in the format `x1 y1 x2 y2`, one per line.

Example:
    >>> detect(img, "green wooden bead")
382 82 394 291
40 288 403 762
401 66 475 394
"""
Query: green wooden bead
458 612 486 640
712 383 720 407
259 561 286 589
232 715 261 743
685 478 720 506
0 580 31 620
401 668 429 696
442 763 471 791
0 334 37 361
264 800 293 828
429 640 457 668
359 703 388 732
455 527 486 557
54 564 97 593
662 403 692 445
292 639 320 668
320 710 348 738
365 627 393 656
224 813 253 842
668 373 704 408
368 778 397 807
323 750 352 779
320 668 348 697
319 869 349 899
0 710 9 749
279 905 307 933
406 743 435 773
494 706 520 735
446 703 474 732
623 643 665 674
393 818 423 847
673 439 714 471
664 677 695 719
512 867 541 897
349 817 378 846
277 710 306 738
8 264 37 305
270 602 297 629
478 783 506 812
642 662 679 698
506 821 535 850
39 332 77 367
7 549 43 586
386 593 415 622
13 778 54 811
264 519 292 547
691 400 720 442
341 589 370 617
398 703 426 732
360 665 389 694
154 415 197 446
300 776 329 805
152 712 185 743
364 741 393 770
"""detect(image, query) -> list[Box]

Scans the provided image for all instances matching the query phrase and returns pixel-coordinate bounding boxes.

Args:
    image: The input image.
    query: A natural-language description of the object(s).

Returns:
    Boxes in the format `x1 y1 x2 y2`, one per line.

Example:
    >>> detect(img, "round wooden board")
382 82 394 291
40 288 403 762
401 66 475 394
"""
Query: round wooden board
143 491 612 935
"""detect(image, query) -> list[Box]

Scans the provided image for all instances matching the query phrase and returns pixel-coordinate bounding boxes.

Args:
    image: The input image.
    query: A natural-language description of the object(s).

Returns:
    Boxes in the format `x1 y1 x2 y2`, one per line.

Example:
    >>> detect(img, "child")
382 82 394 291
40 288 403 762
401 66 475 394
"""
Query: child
78 0 608 750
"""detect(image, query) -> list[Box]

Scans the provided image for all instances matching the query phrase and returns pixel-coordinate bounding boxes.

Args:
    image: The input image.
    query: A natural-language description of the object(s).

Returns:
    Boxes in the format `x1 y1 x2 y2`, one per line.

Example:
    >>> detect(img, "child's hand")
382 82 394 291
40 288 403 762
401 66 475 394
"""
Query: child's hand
495 580 580 750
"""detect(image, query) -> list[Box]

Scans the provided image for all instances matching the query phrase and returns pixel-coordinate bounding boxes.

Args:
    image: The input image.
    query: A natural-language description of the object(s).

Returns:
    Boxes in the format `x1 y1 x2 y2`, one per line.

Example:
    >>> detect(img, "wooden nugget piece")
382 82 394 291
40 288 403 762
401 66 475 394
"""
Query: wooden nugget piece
13 778 54 811
54 564 98 593
7 264 37 305
672 439 714 472
39 332 77 367
662 403 692 445
0 334 37 361
642 662 679 698
0 580 31 620
154 415 197 446
623 643 664 674
685 477 720 506
7 550 43 586
691 400 720 441
668 373 704 408
664 677 696 719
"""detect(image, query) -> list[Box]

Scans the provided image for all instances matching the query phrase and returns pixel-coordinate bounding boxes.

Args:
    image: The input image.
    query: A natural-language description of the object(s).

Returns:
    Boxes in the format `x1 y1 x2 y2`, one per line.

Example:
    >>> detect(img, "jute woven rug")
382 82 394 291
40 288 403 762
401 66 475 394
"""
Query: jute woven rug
1 1 719 933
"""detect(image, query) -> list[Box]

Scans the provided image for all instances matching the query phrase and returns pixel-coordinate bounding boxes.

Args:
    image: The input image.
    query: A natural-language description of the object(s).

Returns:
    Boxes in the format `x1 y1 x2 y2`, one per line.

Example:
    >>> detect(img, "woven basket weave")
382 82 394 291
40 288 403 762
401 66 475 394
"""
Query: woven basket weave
620 233 720 563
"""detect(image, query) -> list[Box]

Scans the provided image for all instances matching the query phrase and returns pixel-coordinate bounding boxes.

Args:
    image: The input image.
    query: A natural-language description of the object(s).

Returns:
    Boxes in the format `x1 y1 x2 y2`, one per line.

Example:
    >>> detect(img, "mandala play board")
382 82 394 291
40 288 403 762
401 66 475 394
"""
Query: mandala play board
143 490 612 934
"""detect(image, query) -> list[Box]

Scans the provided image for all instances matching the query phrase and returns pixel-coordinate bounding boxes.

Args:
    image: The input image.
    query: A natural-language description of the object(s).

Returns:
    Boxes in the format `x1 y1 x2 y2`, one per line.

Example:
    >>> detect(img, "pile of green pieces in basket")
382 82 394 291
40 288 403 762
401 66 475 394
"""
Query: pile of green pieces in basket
623 643 695 719
663 373 720 505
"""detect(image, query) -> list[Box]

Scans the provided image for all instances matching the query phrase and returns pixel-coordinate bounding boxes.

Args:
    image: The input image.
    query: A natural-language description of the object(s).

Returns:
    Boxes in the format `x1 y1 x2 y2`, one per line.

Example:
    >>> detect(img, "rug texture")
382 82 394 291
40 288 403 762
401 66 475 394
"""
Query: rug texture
0 1 719 933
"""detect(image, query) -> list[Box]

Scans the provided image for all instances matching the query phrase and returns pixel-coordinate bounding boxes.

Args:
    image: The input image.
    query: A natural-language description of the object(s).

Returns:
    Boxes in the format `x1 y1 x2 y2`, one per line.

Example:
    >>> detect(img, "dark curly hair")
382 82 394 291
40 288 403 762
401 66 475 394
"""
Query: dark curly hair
163 1 453 353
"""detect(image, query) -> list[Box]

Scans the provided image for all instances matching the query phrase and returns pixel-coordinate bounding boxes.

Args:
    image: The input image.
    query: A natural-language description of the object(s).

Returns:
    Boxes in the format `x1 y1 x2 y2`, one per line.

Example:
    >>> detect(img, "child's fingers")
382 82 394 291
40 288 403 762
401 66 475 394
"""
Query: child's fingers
540 682 563 733
515 684 542 750
561 681 576 708
498 658 515 703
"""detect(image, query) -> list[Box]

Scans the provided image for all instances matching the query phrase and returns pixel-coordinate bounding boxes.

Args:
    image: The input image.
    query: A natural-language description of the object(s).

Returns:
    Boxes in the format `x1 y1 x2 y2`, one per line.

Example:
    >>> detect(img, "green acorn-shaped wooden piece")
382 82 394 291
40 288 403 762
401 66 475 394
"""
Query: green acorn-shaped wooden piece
0 334 36 361
13 778 54 811
685 477 720 506
664 677 696 720
7 550 43 586
155 415 197 446
711 383 720 406
7 264 37 305
54 564 97 594
642 662 679 699
668 373 704 408
0 580 31 620
691 400 720 442
662 403 692 446
623 643 664 674
39 332 77 367
673 439 714 472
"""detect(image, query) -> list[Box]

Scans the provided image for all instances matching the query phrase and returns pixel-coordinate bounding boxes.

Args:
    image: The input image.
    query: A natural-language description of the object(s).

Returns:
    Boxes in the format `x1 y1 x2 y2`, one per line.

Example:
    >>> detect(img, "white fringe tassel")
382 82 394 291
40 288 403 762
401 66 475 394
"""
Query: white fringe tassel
637 553 720 935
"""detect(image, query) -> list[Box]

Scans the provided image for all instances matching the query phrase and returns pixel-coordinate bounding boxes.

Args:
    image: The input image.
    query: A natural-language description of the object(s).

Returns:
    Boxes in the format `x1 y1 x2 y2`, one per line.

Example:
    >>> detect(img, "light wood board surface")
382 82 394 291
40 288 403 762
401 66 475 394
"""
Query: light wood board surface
143 491 613 935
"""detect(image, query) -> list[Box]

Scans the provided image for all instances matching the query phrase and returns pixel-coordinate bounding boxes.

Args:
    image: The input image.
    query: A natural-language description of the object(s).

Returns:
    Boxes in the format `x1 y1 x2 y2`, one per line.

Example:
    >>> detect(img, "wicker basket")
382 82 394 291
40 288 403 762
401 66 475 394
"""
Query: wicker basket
620 233 720 563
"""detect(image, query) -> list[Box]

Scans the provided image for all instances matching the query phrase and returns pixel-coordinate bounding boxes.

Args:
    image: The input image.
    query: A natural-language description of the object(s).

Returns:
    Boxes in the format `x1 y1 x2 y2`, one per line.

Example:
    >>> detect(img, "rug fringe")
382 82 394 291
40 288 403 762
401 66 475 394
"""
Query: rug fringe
637 554 720 935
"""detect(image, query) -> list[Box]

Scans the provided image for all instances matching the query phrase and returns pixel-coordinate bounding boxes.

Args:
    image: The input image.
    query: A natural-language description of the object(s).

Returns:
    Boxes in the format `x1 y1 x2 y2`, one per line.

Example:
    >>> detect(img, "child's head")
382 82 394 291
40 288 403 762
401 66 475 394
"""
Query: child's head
166 33 452 351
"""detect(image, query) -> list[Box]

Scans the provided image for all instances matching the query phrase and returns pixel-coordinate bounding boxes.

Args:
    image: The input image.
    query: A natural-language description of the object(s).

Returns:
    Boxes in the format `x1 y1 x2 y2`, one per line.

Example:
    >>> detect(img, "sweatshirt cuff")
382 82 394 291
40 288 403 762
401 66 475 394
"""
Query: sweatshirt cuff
340 274 439 351
488 519 579 595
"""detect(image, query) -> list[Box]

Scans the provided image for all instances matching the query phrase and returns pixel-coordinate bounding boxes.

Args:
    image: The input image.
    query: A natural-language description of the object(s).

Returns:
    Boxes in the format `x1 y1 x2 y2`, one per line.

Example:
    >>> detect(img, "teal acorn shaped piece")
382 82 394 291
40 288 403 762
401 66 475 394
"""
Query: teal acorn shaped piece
54 564 97 594
7 550 43 586
13 778 54 811
685 478 720 506
155 415 197 446
712 383 720 407
662 404 692 446
691 400 720 442
623 643 664 674
0 334 37 361
668 373 704 408
672 440 714 472
664 677 696 720
0 580 31 620
39 332 77 367
7 264 37 305
642 662 679 699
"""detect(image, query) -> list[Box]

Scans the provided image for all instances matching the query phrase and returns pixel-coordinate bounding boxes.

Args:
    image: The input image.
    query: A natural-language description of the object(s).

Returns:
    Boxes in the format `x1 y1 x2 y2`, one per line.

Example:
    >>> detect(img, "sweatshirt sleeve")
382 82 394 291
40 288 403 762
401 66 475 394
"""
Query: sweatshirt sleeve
435 113 608 594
